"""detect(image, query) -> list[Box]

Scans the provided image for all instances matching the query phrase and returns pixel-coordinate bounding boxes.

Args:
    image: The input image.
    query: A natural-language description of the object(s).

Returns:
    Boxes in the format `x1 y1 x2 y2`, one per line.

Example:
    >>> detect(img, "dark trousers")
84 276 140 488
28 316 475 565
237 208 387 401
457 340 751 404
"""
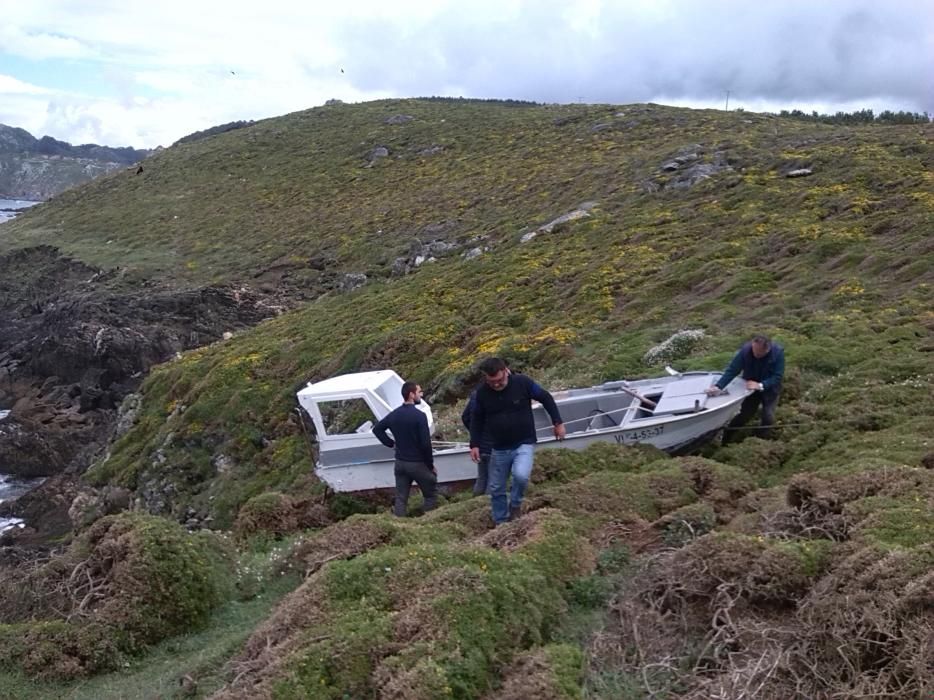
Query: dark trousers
393 459 438 517
722 389 780 444
473 453 490 496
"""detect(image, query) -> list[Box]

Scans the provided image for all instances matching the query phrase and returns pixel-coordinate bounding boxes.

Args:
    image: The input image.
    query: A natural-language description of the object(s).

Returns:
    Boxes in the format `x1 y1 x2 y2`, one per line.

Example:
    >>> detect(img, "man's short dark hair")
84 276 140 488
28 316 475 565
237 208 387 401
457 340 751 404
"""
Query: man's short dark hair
401 381 419 401
478 357 507 376
751 334 772 348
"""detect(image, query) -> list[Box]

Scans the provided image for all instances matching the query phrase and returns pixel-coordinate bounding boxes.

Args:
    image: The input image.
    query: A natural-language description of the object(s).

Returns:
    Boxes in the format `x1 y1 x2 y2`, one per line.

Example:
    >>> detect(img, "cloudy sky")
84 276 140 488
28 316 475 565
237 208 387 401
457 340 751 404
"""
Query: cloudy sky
1 0 931 148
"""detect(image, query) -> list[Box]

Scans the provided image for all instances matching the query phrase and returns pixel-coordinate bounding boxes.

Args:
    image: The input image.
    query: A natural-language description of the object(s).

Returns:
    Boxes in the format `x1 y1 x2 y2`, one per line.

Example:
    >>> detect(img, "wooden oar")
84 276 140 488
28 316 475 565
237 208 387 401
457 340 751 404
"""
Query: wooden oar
618 384 657 409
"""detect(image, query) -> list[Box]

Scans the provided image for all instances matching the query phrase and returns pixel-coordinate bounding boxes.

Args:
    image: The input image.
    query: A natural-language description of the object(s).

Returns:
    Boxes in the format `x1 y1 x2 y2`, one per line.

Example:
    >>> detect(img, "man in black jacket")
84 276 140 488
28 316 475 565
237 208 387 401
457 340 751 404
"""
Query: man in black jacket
373 381 437 516
468 358 565 525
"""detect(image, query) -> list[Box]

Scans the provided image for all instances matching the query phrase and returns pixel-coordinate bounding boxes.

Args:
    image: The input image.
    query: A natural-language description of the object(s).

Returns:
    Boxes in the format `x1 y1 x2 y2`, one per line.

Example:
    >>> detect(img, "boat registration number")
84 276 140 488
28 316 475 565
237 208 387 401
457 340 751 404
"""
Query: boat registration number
614 425 664 443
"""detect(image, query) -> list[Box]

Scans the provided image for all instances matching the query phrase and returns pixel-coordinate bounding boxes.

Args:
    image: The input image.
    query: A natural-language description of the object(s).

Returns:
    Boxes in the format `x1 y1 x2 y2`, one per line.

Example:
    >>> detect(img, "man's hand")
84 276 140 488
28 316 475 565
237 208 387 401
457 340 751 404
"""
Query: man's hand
429 465 437 475
554 423 566 441
470 447 480 463
745 380 763 391
704 386 722 396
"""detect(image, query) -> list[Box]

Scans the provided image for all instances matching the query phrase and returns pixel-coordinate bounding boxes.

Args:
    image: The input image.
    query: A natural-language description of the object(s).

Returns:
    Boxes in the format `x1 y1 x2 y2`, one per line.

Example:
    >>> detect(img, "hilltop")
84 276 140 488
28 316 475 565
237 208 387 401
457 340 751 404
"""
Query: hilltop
0 124 150 200
0 99 931 698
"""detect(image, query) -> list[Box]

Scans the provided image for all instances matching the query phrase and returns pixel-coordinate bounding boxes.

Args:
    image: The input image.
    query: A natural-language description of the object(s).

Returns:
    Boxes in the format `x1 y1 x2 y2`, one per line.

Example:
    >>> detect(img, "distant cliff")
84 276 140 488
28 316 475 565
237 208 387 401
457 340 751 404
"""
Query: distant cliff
0 124 151 200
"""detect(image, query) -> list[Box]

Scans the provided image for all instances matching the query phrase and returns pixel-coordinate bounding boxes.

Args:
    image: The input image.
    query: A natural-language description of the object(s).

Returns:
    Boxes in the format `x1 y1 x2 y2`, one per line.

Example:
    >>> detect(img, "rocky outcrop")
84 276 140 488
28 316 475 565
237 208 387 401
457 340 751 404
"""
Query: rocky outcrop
0 246 293 496
643 144 734 192
364 145 390 167
520 202 597 243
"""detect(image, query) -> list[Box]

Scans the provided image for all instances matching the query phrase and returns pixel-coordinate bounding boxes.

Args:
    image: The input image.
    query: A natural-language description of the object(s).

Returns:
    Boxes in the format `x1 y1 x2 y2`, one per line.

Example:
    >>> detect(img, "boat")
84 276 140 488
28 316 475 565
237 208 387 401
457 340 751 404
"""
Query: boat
296 369 750 492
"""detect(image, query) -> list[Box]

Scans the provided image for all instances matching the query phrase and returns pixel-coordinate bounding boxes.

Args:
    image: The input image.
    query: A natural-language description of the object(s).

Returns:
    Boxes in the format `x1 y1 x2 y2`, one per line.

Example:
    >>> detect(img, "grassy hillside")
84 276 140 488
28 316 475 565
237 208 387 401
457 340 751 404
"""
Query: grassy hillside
5 99 931 290
1 99 932 697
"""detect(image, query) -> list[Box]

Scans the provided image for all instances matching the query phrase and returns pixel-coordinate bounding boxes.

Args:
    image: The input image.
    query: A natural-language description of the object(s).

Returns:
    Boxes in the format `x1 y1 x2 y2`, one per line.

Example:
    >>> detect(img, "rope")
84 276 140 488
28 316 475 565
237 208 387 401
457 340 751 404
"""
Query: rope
720 421 817 431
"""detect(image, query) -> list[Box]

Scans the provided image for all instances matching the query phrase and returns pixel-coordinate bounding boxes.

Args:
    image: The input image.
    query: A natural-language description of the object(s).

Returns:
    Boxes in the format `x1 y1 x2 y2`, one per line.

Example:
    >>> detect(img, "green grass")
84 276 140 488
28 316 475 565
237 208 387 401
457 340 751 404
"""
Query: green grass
0 572 299 700
41 100 924 524
0 99 932 696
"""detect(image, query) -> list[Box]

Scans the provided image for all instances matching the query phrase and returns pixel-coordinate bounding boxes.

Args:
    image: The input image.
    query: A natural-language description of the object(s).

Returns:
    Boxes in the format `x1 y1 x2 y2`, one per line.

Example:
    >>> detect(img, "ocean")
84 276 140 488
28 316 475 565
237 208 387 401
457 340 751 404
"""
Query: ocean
0 198 40 224
0 411 44 531
0 473 42 533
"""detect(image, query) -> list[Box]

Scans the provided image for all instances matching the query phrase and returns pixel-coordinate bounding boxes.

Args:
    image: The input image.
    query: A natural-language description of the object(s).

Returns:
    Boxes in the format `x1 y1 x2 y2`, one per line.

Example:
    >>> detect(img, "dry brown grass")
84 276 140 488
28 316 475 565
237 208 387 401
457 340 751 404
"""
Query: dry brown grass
483 647 571 700
284 516 395 576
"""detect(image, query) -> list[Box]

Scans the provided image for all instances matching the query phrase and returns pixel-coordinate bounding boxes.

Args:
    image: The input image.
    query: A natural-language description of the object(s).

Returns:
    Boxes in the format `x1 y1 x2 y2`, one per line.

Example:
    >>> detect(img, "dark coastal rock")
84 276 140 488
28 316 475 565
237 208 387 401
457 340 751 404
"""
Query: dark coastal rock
68 485 132 530
0 472 77 544
0 420 70 477
0 245 295 540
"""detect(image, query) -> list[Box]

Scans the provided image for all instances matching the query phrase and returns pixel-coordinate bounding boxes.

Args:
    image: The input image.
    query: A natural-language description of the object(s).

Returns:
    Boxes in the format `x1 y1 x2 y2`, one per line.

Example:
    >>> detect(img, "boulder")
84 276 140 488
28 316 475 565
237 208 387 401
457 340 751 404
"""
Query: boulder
384 114 414 125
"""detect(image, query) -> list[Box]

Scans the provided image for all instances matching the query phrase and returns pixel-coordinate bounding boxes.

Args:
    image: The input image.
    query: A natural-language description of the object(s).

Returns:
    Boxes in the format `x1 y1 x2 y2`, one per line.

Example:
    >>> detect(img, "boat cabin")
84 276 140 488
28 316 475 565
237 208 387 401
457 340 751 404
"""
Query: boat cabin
296 370 433 467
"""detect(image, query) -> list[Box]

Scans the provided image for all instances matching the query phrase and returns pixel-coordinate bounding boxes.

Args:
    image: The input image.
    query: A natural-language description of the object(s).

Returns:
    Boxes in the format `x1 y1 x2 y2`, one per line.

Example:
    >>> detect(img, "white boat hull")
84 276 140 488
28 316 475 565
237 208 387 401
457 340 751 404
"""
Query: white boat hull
308 371 749 492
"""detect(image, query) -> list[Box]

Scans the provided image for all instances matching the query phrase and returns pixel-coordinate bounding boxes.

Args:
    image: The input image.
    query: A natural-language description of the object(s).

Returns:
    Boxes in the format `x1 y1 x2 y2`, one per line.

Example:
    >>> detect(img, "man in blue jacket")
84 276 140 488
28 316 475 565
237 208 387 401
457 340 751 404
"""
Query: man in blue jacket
469 357 565 525
706 334 785 444
373 381 437 516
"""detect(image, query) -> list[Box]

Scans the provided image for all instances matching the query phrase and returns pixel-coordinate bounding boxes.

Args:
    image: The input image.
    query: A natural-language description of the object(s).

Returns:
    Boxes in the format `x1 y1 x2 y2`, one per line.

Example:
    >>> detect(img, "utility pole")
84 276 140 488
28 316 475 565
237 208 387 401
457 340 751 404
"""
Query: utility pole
725 90 731 111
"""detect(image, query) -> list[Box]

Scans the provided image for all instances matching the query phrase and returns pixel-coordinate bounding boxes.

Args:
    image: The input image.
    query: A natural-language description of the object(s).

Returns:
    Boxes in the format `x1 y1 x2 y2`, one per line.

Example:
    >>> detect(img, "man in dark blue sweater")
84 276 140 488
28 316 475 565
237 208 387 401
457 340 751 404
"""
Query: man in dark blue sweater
468 358 565 525
373 381 437 516
706 334 785 443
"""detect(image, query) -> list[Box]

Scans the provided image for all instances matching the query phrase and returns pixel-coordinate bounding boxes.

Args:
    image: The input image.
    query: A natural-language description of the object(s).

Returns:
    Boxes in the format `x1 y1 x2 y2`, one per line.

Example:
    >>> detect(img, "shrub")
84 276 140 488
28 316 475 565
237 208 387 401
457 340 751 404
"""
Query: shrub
0 512 234 679
234 491 298 537
642 328 706 366
217 511 591 698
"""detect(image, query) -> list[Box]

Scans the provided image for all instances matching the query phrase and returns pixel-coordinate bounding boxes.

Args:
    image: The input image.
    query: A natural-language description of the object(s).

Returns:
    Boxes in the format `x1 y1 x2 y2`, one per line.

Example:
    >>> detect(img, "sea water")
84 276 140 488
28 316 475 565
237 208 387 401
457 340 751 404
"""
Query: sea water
0 198 40 224
0 473 41 532
0 413 44 530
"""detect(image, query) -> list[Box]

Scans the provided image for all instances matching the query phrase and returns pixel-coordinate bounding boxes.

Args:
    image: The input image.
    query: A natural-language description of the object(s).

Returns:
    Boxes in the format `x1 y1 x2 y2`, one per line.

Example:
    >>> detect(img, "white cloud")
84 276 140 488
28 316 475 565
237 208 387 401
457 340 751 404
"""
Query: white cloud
0 24 92 60
0 74 50 95
0 0 930 147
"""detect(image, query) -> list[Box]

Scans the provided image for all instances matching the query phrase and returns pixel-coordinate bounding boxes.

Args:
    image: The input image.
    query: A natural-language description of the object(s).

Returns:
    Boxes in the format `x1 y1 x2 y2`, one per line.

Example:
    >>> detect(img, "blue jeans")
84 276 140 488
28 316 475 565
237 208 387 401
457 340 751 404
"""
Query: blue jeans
488 444 535 524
